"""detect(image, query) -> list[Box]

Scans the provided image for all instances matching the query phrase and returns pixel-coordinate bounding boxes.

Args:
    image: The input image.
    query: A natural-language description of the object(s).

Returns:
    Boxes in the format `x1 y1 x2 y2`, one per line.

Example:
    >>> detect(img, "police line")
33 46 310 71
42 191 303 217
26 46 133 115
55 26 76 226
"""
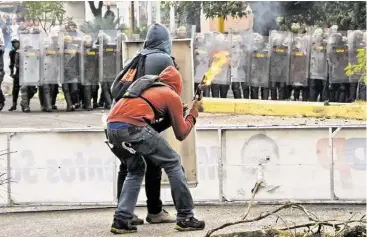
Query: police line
193 29 366 103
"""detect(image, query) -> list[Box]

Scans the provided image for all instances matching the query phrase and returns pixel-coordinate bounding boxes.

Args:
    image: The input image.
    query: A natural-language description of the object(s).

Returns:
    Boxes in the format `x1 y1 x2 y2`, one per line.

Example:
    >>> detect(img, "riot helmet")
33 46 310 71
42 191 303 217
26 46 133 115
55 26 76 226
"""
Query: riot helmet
83 34 93 48
11 35 20 49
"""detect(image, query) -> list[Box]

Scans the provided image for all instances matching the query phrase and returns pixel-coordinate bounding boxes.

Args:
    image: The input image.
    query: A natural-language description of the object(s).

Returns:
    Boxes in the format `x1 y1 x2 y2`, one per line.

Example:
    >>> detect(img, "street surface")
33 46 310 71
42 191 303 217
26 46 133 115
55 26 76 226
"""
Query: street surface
0 95 365 129
0 204 365 237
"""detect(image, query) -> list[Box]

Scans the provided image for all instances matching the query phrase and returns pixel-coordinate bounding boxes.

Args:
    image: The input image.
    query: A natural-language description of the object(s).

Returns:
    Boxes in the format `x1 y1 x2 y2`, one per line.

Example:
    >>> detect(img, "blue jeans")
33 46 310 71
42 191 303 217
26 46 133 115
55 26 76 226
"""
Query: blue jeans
107 124 194 221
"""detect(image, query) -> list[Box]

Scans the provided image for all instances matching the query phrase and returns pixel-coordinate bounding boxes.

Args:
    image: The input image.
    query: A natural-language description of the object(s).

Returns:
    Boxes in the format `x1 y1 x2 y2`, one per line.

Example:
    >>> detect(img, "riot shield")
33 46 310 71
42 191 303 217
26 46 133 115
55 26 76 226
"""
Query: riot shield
19 33 41 86
347 30 366 83
309 28 328 80
80 32 99 86
98 30 122 84
193 33 211 84
209 32 231 85
40 33 62 85
289 33 310 86
327 31 349 83
269 30 291 83
249 34 270 87
230 30 251 83
60 33 81 85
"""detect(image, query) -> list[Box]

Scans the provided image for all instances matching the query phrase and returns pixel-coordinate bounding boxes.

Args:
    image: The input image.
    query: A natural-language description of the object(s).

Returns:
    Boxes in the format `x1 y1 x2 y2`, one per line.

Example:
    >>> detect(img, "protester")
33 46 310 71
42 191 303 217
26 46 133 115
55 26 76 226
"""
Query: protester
106 65 205 234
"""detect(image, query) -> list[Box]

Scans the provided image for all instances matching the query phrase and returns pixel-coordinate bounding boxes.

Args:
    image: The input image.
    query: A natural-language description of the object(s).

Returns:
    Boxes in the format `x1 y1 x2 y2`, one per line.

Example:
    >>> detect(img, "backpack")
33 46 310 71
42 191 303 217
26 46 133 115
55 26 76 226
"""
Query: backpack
111 50 178 103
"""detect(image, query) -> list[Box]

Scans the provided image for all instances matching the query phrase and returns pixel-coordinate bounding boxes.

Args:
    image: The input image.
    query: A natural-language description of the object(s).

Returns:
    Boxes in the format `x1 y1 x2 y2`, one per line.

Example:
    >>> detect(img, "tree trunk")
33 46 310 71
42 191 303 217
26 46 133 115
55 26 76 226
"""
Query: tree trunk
88 1 103 19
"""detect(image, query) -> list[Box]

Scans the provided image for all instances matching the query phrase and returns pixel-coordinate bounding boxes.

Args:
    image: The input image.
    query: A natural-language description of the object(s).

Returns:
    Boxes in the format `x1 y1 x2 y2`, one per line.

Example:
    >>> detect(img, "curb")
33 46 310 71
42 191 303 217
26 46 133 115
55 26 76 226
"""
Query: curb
202 98 366 120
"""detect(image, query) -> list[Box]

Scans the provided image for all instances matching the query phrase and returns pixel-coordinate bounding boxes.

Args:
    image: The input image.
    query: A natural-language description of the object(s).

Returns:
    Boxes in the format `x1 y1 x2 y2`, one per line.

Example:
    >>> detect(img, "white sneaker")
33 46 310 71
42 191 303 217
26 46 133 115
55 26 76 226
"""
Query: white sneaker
146 209 176 224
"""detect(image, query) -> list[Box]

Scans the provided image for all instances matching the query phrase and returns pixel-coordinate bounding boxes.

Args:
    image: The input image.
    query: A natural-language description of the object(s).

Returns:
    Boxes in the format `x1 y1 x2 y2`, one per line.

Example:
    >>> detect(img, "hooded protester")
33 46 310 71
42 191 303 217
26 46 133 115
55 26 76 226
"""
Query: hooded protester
107 65 204 234
111 23 178 226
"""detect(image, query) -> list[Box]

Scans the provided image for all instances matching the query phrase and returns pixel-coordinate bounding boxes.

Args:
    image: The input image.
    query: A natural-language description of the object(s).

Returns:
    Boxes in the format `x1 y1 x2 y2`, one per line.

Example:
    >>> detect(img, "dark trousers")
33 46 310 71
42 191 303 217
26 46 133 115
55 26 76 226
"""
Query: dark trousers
101 81 113 109
117 157 162 215
232 82 250 99
261 87 269 100
309 79 327 102
211 84 229 98
0 71 5 105
11 75 20 105
293 86 309 101
270 82 286 100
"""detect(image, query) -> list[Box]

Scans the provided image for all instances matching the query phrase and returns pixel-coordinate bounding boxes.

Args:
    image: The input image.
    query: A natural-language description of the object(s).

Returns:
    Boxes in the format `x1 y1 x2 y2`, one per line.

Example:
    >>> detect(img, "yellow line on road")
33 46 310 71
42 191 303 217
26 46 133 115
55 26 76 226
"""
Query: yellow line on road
202 98 366 120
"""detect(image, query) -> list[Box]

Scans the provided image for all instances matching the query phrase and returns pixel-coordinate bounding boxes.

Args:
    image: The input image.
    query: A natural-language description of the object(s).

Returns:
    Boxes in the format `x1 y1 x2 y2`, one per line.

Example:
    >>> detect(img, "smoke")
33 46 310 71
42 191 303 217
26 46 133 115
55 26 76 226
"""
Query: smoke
249 1 283 36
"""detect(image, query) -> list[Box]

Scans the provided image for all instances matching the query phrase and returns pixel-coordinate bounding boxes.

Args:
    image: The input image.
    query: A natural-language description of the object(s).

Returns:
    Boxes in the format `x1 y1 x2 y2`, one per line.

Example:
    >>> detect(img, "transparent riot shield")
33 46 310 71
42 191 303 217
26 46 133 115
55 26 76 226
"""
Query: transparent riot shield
209 32 231 85
289 33 310 86
269 30 291 83
40 33 63 86
98 30 122 84
249 34 270 88
347 30 366 83
230 30 250 84
327 31 349 83
80 32 99 87
193 32 211 84
309 28 328 80
19 33 41 86
60 33 81 85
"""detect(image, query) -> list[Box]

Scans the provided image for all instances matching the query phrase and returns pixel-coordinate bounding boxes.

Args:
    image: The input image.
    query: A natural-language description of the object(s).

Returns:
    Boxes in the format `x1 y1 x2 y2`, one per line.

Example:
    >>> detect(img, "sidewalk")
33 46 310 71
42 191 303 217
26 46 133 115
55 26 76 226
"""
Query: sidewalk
0 204 365 237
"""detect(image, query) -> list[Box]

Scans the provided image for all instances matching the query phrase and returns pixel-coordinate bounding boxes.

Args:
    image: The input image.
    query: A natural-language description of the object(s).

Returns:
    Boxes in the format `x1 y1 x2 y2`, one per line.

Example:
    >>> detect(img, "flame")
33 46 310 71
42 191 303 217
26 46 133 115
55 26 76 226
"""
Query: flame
203 51 230 85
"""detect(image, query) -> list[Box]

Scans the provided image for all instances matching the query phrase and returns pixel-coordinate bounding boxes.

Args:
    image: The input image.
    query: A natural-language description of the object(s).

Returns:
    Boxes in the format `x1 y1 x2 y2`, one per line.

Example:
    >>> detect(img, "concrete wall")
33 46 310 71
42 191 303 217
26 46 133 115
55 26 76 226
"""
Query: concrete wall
0 125 365 206
201 14 253 32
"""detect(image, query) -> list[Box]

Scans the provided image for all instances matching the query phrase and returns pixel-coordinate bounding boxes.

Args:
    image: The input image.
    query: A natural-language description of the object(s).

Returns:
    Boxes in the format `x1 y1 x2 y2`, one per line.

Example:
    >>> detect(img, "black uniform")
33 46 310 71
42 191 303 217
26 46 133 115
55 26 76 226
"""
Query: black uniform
8 42 20 111
0 45 5 111
82 45 99 110
62 40 80 111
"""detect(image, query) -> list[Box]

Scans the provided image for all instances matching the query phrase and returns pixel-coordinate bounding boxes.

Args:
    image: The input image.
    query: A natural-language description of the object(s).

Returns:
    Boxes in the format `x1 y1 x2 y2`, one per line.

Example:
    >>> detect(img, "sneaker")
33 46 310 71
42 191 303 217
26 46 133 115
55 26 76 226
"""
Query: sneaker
146 209 176 224
174 217 205 231
131 214 144 225
110 218 137 234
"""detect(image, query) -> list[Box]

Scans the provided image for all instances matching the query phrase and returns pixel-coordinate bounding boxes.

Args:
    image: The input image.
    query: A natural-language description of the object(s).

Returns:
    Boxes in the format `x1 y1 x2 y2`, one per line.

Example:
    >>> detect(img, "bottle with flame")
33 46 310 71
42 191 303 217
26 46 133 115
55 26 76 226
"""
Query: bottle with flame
194 51 230 100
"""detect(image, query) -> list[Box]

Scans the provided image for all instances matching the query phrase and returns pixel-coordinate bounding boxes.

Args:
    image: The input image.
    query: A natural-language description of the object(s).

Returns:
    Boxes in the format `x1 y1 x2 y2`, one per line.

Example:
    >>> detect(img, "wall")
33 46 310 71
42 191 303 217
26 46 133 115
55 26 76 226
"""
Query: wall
201 14 253 33
0 125 365 206
64 2 85 26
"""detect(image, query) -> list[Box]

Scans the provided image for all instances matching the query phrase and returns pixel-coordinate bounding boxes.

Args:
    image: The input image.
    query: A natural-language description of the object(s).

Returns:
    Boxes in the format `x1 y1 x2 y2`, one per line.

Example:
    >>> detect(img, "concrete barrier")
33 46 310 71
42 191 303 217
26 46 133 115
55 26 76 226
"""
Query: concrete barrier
0 125 365 206
202 98 367 120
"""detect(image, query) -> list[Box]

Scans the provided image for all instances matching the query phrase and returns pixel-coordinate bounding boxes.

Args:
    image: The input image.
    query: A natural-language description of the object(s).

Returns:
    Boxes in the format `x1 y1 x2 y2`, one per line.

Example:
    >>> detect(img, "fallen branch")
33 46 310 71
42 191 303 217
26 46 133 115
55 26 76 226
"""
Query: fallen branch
205 202 294 237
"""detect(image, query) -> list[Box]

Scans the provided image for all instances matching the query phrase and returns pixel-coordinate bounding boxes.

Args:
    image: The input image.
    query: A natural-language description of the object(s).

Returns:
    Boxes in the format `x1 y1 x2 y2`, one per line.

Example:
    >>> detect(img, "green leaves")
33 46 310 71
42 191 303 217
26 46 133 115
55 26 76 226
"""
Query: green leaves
24 1 66 33
161 1 248 20
345 49 367 84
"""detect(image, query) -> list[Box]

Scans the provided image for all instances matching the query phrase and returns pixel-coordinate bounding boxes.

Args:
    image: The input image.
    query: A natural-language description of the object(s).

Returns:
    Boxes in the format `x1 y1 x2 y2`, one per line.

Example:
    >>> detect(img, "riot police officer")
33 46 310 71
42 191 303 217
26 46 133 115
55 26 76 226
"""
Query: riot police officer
0 32 5 111
62 35 80 111
8 36 20 111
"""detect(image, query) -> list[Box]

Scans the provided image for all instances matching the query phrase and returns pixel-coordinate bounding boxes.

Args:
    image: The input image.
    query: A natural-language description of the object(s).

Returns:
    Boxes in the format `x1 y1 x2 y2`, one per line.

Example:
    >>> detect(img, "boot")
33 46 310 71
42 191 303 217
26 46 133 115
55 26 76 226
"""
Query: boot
65 93 75 112
83 86 93 111
261 87 269 100
62 84 75 112
232 82 242 99
293 87 301 101
42 85 52 112
219 84 230 98
302 87 309 101
242 83 250 99
51 84 58 110
251 87 259 99
20 86 30 113
38 86 45 110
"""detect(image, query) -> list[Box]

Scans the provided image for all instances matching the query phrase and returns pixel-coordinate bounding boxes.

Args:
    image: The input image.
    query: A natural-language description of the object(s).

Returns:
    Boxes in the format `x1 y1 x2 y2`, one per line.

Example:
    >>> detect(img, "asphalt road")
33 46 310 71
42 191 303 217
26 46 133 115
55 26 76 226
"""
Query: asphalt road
0 95 365 130
0 204 365 237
